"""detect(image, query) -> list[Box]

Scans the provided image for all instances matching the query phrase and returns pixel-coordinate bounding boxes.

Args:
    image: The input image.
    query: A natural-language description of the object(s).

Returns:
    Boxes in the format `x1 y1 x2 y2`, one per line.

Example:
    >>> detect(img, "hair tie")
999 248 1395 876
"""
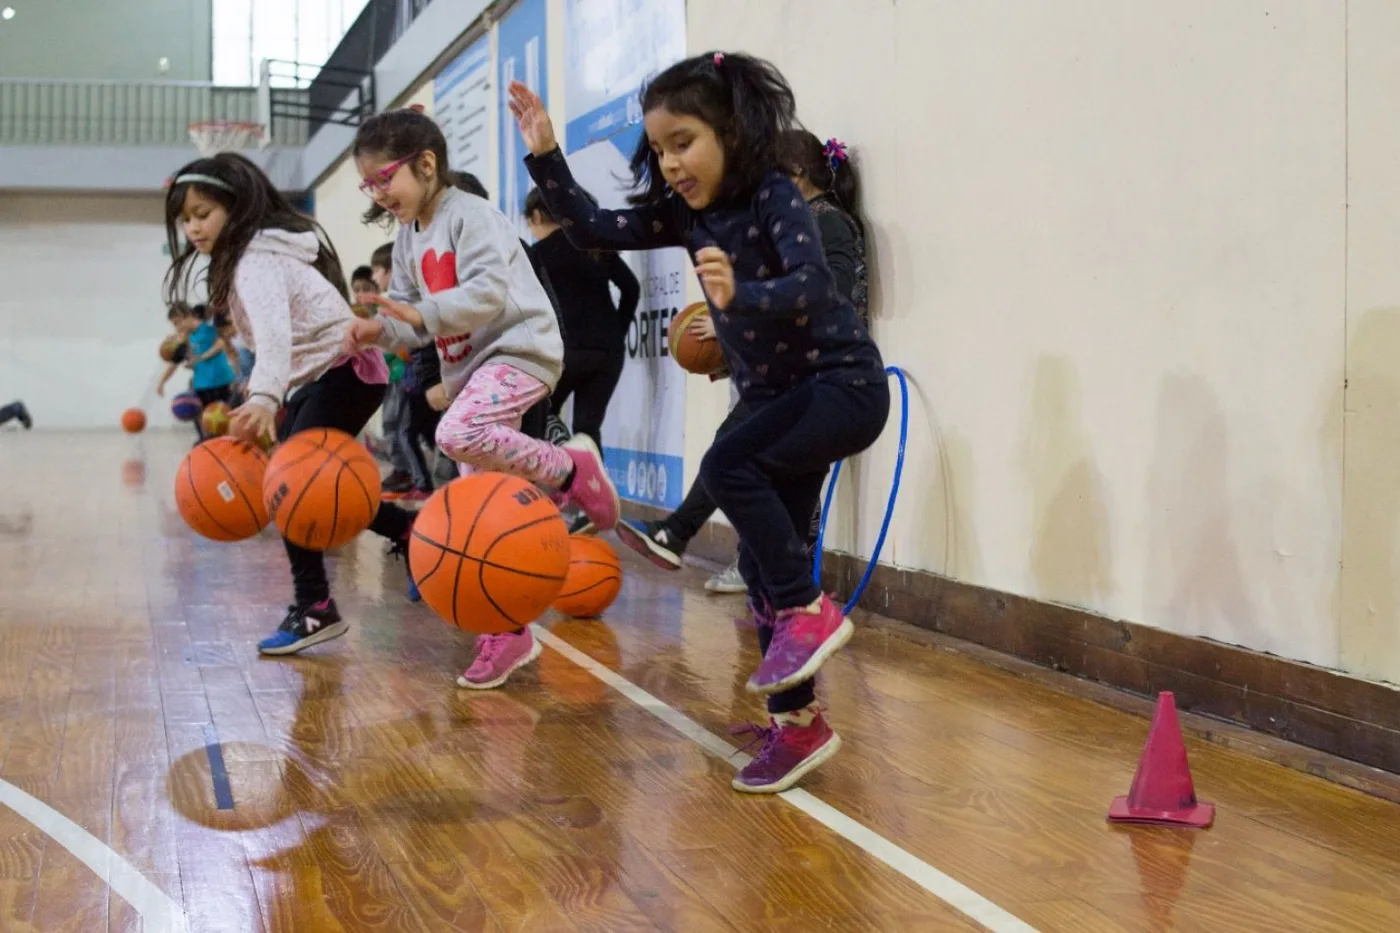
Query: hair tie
713 52 724 67
822 138 848 173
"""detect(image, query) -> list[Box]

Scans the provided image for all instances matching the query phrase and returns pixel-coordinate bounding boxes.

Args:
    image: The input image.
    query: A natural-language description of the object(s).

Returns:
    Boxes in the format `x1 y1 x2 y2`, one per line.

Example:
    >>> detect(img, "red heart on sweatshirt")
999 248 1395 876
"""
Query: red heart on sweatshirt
421 249 457 293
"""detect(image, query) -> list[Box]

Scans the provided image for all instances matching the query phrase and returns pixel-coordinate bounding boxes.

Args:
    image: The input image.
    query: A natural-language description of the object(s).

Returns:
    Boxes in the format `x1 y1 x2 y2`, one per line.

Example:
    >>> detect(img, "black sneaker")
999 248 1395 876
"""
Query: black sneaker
382 471 414 495
386 527 421 603
545 414 572 447
569 513 597 536
16 403 31 430
614 519 686 571
257 600 348 655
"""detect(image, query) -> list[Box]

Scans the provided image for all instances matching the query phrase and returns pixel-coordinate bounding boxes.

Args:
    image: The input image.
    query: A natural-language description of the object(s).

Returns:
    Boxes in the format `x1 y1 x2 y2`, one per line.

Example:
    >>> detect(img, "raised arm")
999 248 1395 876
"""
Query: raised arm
730 175 837 318
509 81 683 251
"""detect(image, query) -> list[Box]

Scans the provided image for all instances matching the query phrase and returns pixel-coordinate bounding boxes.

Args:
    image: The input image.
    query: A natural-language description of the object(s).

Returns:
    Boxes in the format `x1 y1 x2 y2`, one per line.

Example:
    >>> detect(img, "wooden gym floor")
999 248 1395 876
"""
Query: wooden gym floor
0 430 1397 933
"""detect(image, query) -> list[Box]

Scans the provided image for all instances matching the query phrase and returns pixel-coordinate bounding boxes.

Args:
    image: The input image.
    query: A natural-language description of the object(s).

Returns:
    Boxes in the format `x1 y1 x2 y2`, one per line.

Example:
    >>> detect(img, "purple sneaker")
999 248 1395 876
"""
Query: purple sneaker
457 628 542 690
746 594 852 695
731 709 841 793
562 435 620 532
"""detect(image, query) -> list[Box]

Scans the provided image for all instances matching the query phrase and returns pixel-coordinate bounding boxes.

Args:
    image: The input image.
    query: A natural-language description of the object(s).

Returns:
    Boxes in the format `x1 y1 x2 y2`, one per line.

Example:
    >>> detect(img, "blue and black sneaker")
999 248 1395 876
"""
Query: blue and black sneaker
257 600 347 655
387 529 421 603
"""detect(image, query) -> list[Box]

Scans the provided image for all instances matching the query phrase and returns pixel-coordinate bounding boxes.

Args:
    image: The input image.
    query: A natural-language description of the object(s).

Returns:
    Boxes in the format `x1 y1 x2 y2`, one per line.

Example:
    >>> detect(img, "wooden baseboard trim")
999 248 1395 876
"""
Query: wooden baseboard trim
617 502 1400 800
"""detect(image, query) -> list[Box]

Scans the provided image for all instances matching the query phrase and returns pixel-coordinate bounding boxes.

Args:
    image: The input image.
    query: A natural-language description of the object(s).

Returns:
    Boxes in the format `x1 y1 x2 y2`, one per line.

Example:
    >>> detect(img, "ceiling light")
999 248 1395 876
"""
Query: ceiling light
1 9 16 21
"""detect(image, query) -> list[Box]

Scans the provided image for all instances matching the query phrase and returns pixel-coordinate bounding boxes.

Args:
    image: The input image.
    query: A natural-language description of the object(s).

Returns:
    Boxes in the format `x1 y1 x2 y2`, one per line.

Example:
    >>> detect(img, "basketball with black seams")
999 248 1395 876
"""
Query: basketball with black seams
552 535 623 618
669 301 725 375
261 428 381 550
409 472 571 634
175 437 270 542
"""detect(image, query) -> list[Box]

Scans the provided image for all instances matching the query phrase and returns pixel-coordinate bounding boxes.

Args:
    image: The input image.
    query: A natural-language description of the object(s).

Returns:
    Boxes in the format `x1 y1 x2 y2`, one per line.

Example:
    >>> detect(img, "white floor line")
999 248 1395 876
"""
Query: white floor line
0 778 188 933
531 626 1041 933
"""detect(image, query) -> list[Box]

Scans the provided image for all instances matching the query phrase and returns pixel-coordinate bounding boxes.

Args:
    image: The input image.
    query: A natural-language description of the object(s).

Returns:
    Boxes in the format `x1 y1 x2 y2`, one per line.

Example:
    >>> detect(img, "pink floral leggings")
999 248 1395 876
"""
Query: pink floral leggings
435 362 573 488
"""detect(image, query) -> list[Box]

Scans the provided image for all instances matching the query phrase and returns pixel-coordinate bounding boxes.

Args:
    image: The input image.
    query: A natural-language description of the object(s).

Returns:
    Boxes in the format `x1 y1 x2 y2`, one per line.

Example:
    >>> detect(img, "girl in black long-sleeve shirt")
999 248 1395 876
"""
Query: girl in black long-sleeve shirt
509 52 888 796
524 186 640 451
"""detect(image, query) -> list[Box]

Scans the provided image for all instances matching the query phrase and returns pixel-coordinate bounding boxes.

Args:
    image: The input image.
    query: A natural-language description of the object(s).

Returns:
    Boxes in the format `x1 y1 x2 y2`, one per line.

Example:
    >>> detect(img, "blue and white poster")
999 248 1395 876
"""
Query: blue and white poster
563 0 687 510
497 0 547 232
435 35 492 182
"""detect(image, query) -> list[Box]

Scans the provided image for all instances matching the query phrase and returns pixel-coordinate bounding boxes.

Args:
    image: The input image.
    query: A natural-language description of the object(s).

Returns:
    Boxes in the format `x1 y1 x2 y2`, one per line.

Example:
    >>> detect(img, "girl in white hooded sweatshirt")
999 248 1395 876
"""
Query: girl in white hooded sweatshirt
163 153 420 658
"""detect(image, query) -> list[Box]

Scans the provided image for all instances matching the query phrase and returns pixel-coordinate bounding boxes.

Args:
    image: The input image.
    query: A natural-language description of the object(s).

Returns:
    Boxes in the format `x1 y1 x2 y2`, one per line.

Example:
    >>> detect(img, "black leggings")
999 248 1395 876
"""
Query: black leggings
667 400 824 559
702 377 889 714
195 385 233 407
551 346 624 449
278 365 415 605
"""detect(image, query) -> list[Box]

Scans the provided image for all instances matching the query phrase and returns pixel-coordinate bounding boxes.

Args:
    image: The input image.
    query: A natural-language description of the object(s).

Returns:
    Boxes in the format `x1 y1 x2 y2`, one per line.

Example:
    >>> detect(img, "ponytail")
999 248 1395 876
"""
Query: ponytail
777 129 863 234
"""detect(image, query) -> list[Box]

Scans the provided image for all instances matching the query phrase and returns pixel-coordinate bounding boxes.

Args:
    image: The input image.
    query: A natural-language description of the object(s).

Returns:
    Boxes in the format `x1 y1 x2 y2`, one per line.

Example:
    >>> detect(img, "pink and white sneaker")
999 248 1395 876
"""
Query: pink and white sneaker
562 435 620 532
747 594 852 695
457 628 542 689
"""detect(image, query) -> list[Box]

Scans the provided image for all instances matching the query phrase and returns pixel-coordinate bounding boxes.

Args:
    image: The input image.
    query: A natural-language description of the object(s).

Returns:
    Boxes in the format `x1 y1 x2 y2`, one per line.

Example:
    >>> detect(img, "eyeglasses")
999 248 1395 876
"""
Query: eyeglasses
358 152 421 196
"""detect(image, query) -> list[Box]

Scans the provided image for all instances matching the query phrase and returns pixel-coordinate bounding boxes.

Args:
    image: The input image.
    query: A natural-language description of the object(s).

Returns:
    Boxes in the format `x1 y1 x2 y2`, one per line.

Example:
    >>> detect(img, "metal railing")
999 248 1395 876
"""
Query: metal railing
265 60 373 135
0 78 309 146
307 0 435 134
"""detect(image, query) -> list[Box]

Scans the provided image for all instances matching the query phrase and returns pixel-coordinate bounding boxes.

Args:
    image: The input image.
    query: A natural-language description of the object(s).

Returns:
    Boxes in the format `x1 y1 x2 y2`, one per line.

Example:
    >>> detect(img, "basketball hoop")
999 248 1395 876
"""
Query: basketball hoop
188 121 267 157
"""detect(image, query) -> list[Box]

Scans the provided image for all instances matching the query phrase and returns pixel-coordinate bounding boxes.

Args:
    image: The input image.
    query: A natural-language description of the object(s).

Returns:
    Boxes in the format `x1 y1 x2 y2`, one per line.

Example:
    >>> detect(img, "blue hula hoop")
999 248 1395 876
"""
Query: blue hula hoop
813 365 909 614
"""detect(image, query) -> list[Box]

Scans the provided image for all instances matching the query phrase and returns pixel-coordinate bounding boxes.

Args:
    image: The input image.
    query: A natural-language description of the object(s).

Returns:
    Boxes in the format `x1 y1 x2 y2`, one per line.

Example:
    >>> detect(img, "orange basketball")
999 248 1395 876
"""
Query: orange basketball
409 472 571 634
200 401 231 437
121 408 146 433
262 428 381 550
175 437 270 542
159 335 184 363
553 535 623 618
669 302 725 375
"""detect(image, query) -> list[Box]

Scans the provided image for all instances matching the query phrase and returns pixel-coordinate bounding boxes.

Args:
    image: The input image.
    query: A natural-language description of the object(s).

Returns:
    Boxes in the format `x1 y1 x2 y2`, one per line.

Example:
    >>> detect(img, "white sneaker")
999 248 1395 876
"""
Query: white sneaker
705 560 746 594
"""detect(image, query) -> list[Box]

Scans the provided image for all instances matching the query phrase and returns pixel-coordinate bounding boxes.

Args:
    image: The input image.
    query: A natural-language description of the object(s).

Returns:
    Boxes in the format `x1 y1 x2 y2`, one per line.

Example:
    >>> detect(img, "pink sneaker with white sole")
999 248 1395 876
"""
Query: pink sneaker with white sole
562 435 620 532
746 594 852 695
457 628 542 689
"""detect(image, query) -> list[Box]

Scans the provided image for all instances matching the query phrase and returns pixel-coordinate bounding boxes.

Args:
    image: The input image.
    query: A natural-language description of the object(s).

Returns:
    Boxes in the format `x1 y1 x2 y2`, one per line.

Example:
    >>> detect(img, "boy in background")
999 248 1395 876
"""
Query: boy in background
353 263 424 498
158 303 236 440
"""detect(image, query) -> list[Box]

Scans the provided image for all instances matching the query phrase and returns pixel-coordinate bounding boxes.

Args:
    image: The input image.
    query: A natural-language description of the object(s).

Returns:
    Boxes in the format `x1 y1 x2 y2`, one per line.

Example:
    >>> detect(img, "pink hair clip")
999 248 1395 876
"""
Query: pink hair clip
823 138 848 171
713 52 724 67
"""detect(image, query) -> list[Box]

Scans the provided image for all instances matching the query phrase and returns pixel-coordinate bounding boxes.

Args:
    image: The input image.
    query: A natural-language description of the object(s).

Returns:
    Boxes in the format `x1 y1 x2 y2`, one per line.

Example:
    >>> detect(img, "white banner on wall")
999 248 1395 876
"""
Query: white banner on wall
562 0 687 510
434 35 493 182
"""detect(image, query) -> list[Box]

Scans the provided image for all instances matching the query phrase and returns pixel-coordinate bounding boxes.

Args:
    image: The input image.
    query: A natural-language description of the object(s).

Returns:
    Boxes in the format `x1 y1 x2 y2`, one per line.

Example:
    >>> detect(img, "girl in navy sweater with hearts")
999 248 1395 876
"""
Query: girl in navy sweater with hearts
510 52 889 794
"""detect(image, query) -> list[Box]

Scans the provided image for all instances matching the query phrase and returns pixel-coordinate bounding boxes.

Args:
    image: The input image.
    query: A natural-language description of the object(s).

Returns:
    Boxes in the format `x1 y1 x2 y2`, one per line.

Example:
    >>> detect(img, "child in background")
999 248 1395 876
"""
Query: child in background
163 152 420 656
509 52 888 793
367 247 435 502
158 303 238 439
524 185 639 453
352 264 422 498
0 401 32 430
345 108 619 690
